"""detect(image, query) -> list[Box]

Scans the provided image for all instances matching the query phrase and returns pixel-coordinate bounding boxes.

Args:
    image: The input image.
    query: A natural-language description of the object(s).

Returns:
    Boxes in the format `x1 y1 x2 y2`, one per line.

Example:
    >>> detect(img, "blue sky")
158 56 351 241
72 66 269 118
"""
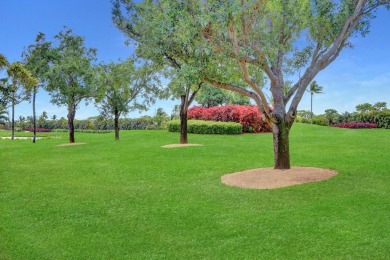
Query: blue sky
1 1 389 120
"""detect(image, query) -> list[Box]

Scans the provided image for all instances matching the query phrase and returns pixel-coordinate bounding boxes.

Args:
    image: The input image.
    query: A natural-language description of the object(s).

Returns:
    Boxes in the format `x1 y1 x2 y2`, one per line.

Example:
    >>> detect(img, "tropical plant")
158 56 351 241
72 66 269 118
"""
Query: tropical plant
0 108 8 125
308 81 324 124
6 62 37 140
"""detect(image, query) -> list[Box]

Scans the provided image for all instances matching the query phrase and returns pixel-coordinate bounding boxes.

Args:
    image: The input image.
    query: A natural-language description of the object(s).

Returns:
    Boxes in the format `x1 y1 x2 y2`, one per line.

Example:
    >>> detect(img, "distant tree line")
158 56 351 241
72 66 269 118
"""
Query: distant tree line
297 102 390 129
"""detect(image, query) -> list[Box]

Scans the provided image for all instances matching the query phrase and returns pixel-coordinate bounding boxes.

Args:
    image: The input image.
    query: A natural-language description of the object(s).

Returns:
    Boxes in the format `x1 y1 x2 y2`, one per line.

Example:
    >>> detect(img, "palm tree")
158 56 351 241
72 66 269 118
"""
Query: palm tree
7 62 38 140
0 54 8 69
308 81 324 124
0 108 8 125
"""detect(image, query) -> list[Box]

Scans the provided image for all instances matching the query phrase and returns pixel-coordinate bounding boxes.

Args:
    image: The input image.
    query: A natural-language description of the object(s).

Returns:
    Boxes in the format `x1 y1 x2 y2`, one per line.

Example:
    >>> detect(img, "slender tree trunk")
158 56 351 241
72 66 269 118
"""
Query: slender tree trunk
32 89 37 143
179 95 188 144
271 119 291 169
11 91 15 140
67 104 76 143
114 111 120 141
310 93 313 124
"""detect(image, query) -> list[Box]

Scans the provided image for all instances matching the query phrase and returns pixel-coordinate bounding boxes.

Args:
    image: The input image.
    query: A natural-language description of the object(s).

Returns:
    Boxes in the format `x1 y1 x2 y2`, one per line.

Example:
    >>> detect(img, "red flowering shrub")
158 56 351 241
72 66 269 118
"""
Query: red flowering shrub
24 127 52 132
188 105 271 133
330 122 377 129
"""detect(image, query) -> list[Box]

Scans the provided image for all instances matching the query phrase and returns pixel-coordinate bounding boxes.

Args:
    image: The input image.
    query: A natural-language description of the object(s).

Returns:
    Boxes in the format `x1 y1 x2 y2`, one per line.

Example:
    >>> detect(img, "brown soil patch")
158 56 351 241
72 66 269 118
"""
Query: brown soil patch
57 142 87 147
221 167 338 189
161 144 204 148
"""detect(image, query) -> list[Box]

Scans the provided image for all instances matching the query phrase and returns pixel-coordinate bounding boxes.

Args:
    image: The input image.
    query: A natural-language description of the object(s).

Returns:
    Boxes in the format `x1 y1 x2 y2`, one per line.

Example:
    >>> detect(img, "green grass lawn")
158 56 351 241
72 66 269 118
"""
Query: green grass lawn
1 124 389 259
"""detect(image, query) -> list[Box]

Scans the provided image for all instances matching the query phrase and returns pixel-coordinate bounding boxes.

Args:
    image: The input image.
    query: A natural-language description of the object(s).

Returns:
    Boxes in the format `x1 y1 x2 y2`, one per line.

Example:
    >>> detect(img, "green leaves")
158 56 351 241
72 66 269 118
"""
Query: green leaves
97 58 163 118
46 28 97 108
7 62 38 88
0 54 9 69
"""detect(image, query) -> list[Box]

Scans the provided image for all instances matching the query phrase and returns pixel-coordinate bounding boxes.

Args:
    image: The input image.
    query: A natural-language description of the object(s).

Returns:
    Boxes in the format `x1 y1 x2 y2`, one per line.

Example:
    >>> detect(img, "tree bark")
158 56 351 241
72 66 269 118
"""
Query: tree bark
271 119 291 169
67 104 76 143
310 93 313 124
114 111 120 141
179 95 188 144
11 91 15 140
32 89 37 143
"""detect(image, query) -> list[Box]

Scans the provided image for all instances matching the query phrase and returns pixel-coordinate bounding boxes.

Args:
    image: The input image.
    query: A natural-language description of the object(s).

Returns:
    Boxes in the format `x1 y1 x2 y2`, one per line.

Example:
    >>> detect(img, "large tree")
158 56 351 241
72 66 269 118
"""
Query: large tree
23 32 54 143
97 59 162 140
6 62 37 140
46 28 97 143
118 0 390 169
113 0 209 144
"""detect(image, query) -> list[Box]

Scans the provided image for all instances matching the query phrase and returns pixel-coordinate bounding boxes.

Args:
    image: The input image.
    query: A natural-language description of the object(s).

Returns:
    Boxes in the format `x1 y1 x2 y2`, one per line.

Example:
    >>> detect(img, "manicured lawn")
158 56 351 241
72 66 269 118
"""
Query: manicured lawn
1 124 389 259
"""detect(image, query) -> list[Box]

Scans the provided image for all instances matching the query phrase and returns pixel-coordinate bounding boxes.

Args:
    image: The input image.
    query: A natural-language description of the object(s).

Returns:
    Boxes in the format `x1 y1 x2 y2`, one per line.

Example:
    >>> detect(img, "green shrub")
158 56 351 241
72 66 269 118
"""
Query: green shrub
167 120 242 135
333 111 390 129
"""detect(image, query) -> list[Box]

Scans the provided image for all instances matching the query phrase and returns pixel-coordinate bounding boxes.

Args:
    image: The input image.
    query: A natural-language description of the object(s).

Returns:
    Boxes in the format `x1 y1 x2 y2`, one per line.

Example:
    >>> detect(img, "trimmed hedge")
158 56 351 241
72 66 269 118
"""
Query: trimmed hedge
167 120 242 135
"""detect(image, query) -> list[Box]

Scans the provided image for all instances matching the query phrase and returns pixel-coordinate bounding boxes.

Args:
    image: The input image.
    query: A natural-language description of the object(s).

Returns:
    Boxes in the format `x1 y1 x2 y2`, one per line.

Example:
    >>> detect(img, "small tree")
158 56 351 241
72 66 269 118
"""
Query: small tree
356 102 374 113
324 109 339 125
113 1 207 144
97 59 162 140
6 62 37 139
308 81 324 124
373 102 387 111
23 32 54 143
0 55 10 109
46 28 97 143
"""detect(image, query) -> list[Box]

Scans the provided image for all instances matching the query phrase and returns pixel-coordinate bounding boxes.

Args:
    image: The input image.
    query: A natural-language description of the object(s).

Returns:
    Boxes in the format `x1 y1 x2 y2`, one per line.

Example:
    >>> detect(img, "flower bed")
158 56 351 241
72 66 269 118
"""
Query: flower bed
330 122 377 129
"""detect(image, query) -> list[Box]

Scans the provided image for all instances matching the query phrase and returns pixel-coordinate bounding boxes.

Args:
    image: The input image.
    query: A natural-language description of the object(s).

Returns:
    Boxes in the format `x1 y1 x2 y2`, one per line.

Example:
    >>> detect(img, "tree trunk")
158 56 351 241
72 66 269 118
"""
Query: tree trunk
32 89 37 143
310 93 313 124
67 104 76 143
271 118 291 170
179 95 188 144
11 91 15 140
114 111 120 141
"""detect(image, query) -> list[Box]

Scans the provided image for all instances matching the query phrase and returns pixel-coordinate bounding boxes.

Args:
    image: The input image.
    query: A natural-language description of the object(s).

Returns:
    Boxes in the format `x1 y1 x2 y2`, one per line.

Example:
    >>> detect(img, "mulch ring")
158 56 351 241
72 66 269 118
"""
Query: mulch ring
221 167 338 189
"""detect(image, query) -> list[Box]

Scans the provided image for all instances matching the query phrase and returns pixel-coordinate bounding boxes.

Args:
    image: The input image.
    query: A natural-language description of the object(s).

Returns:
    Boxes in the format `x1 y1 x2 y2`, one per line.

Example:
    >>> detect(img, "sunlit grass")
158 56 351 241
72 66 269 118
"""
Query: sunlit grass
1 124 389 259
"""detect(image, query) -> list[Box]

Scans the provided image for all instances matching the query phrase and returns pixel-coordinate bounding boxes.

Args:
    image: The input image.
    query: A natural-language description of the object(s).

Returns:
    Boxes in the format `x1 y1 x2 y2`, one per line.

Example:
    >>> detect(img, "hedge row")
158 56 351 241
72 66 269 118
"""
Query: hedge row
167 120 242 135
14 116 166 131
187 105 271 133
298 110 390 129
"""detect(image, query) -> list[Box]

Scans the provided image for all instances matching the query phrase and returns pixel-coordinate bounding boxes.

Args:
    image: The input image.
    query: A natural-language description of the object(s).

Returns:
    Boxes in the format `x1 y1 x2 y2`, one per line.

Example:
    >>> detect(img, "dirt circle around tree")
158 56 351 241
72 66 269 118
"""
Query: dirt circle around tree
221 167 338 189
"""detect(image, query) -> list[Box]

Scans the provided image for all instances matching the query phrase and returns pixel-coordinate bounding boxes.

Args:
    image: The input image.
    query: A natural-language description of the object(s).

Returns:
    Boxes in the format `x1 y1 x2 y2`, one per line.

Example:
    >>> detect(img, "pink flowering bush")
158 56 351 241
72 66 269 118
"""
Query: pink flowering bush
330 122 377 129
188 105 271 133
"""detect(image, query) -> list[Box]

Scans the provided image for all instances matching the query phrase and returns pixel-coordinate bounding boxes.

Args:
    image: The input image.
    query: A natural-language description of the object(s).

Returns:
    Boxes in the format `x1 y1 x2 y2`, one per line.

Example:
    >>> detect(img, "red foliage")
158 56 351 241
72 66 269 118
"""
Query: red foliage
188 105 271 133
24 127 52 132
330 122 377 129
